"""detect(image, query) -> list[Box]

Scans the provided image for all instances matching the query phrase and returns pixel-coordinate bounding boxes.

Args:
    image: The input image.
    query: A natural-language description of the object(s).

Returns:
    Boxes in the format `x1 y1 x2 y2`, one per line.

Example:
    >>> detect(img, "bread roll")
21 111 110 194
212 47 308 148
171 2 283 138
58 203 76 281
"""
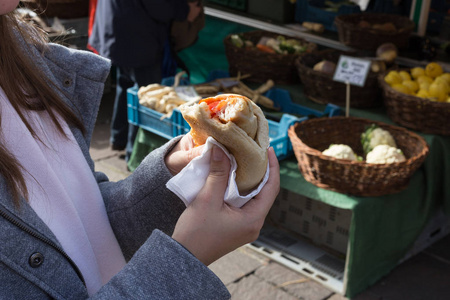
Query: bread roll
180 94 269 195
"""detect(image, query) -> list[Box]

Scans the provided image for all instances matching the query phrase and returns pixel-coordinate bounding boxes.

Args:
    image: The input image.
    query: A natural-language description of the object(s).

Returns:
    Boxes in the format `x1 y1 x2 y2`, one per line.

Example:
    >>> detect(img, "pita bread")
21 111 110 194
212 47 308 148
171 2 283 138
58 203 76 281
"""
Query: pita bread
180 94 269 195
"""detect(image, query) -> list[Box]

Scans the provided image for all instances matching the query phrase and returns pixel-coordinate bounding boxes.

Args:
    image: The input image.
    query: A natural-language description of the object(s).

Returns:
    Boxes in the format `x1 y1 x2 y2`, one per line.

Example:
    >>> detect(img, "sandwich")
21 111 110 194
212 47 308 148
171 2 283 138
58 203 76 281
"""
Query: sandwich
180 94 270 195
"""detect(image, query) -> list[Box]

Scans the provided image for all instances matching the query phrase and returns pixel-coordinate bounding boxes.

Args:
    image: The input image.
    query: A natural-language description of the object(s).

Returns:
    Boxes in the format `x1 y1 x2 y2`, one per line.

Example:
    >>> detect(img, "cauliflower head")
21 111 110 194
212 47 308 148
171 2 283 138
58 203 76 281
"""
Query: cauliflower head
322 144 358 161
366 145 406 164
361 124 397 155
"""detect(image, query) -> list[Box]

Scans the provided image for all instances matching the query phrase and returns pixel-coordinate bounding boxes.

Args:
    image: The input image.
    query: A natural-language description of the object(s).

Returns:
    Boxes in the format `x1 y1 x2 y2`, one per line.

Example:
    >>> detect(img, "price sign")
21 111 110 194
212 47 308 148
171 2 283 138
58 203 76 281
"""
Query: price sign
333 55 371 87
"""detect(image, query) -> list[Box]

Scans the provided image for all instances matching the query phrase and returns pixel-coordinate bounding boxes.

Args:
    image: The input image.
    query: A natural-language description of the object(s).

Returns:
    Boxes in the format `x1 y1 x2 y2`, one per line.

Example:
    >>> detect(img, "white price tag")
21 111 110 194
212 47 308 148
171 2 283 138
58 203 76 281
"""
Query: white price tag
333 55 371 87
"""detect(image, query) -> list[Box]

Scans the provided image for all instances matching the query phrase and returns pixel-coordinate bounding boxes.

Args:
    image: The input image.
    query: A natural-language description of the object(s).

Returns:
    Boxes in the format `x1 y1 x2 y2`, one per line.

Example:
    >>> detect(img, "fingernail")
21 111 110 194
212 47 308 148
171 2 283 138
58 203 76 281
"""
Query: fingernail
212 146 223 161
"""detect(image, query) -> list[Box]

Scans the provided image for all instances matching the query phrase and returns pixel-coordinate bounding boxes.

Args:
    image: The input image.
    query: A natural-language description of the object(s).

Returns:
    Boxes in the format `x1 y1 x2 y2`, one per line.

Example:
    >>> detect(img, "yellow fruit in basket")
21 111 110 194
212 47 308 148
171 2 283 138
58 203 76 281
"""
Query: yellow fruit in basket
416 89 430 98
391 83 412 95
402 80 419 93
428 82 448 102
411 67 425 79
416 75 434 85
384 71 403 85
398 71 412 81
399 70 411 81
419 81 430 91
438 73 450 85
433 77 450 93
425 62 444 78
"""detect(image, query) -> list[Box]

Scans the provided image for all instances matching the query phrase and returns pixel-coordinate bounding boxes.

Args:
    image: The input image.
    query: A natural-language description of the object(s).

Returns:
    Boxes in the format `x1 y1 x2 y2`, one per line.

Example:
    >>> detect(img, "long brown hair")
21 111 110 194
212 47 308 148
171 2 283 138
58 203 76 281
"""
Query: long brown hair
0 8 86 207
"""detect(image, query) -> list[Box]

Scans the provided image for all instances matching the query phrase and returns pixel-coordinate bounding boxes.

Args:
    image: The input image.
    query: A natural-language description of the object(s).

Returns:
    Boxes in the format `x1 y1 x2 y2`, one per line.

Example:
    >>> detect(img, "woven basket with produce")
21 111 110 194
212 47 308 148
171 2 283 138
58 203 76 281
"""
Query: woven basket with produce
380 62 450 136
223 30 317 85
295 49 384 108
335 13 415 50
288 117 429 197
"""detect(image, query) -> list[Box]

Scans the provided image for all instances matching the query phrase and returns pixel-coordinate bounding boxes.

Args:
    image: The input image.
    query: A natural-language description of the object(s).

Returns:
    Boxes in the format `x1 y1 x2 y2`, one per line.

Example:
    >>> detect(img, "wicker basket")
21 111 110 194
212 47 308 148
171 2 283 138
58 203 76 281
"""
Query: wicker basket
379 72 450 136
223 30 317 84
288 117 429 197
295 49 382 108
21 0 89 19
335 13 415 50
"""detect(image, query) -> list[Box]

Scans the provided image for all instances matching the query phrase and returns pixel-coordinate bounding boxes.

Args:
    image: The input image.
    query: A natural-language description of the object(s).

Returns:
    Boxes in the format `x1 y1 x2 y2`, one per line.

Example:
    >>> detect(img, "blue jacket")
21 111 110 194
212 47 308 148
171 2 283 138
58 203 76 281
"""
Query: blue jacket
0 30 230 299
89 0 189 68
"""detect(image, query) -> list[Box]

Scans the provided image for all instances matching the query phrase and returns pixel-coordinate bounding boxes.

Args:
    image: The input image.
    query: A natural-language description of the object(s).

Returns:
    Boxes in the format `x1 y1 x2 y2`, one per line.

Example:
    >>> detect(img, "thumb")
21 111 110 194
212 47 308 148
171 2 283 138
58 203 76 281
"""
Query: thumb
195 146 231 207
209 146 230 180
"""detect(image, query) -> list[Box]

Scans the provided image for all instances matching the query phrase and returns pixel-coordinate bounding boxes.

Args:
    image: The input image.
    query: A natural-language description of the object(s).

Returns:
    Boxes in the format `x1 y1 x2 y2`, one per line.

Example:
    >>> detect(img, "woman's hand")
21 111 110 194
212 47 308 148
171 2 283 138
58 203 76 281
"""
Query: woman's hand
165 134 204 175
172 146 280 266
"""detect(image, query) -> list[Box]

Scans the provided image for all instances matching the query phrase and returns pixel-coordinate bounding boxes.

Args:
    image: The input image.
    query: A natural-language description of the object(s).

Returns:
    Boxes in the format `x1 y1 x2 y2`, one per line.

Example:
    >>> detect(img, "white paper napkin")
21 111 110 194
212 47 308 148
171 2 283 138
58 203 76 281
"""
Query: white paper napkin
166 137 270 208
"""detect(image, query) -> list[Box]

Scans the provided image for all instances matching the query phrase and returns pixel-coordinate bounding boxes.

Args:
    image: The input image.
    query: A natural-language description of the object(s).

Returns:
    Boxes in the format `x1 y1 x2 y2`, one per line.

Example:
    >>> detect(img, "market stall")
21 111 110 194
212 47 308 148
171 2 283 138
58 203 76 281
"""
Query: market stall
126 8 450 299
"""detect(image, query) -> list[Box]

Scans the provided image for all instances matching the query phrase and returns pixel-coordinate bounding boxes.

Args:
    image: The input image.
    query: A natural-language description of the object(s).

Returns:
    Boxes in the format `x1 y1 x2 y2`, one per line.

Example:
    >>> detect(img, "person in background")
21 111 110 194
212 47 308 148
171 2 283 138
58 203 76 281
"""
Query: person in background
88 0 202 161
86 0 98 54
0 0 280 298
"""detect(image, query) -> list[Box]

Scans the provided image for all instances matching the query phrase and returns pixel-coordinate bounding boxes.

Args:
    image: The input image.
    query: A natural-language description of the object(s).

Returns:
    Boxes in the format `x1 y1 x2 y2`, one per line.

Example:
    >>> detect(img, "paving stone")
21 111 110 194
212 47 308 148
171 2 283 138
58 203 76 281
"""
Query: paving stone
358 252 450 300
283 279 334 300
228 275 298 300
90 123 116 160
254 261 307 285
209 247 269 285
327 293 350 300
94 158 130 182
254 262 334 300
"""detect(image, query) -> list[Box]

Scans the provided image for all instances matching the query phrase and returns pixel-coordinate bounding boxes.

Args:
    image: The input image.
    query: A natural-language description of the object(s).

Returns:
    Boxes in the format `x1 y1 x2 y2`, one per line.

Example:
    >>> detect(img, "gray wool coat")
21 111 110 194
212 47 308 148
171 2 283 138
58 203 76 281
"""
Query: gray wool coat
0 32 230 299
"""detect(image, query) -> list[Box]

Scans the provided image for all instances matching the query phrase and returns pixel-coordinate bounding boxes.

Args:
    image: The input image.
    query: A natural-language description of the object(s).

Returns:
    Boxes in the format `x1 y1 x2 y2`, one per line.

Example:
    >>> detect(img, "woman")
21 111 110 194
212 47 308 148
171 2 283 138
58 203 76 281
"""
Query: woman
0 1 280 299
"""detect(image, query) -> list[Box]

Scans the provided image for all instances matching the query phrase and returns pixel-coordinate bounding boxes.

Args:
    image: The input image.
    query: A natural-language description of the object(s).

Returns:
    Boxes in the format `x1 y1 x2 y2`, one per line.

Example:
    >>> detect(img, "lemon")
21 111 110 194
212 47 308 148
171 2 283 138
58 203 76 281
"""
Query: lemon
425 62 444 78
428 82 448 102
419 81 430 91
399 70 411 81
402 80 419 93
384 71 403 86
411 67 425 79
391 83 412 95
438 73 450 85
416 89 430 98
433 77 450 93
416 75 433 85
447 97 450 103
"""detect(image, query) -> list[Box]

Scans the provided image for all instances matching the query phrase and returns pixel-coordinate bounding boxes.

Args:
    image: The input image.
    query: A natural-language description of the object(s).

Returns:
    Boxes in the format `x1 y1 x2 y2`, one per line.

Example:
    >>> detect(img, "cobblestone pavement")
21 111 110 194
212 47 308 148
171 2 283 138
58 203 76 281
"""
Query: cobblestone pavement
90 92 450 300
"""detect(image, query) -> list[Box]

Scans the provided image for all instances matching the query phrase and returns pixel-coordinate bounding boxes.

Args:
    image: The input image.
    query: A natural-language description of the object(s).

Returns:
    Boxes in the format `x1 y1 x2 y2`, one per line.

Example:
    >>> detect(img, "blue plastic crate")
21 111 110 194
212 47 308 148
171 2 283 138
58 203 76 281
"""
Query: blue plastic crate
295 0 361 31
264 88 342 118
127 87 188 140
267 114 299 160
